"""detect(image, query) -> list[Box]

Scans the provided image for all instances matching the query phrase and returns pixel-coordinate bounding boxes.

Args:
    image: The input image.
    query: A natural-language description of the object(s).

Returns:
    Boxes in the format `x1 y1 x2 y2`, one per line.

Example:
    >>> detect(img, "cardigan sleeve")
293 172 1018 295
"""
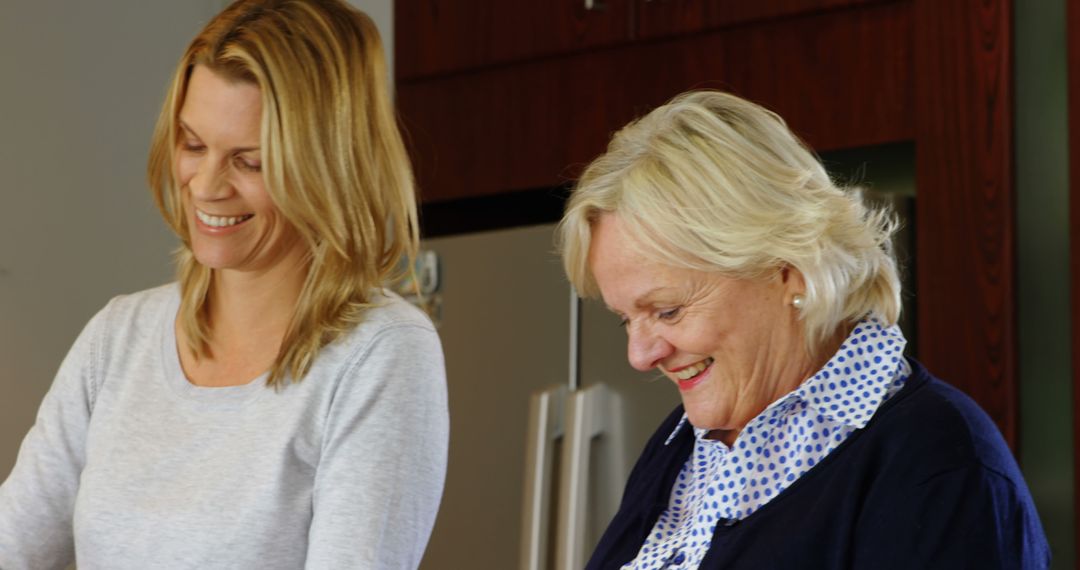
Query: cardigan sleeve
0 305 108 570
852 460 1051 569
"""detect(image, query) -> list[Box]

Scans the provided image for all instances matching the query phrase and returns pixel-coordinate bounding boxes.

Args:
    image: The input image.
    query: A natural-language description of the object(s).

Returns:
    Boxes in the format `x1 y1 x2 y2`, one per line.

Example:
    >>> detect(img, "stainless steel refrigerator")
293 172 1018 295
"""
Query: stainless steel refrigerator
417 223 680 569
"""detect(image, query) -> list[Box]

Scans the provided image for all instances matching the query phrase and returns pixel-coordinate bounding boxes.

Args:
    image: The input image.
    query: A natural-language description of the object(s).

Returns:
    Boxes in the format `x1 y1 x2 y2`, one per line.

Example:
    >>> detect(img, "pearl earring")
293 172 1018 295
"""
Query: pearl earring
791 295 805 309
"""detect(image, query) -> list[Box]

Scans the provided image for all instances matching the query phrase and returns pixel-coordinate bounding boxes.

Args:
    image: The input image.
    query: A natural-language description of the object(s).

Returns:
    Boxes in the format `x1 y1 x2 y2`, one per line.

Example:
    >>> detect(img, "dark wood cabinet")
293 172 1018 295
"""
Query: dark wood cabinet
396 0 1018 455
398 1 912 202
634 0 886 39
396 0 631 80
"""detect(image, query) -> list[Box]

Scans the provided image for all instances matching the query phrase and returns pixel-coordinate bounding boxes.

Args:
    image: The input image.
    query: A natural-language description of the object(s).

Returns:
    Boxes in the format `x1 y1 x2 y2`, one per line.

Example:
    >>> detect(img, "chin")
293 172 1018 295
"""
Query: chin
679 393 718 426
189 236 243 268
191 249 237 270
684 408 723 432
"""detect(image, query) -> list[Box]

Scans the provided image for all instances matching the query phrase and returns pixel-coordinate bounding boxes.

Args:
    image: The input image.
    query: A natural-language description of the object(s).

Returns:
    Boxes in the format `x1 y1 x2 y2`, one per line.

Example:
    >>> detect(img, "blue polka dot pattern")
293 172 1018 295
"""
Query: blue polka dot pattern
624 318 911 569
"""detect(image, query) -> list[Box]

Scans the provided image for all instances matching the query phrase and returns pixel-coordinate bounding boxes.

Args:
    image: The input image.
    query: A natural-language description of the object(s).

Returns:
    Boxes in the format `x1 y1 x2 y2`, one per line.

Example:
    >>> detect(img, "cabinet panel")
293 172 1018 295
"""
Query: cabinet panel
913 0 1015 447
399 2 913 202
396 0 632 80
636 0 892 39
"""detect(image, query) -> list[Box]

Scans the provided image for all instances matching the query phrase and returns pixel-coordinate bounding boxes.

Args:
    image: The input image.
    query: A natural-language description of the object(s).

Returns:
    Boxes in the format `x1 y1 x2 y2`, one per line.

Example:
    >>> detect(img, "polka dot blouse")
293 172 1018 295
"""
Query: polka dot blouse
625 318 911 570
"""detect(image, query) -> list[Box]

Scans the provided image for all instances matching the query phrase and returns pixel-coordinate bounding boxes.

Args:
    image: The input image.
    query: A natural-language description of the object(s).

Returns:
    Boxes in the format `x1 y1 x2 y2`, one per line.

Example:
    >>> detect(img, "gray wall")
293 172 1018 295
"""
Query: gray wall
0 0 393 480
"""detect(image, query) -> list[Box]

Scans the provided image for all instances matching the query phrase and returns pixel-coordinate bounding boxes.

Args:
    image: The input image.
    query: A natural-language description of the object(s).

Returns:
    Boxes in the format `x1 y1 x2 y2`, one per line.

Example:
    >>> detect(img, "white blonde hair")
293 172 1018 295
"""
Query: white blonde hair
557 90 901 350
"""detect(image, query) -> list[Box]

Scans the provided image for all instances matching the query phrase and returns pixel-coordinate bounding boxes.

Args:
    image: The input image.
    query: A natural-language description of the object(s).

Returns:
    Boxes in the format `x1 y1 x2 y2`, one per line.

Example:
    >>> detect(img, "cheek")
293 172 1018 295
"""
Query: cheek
239 180 277 216
175 155 198 186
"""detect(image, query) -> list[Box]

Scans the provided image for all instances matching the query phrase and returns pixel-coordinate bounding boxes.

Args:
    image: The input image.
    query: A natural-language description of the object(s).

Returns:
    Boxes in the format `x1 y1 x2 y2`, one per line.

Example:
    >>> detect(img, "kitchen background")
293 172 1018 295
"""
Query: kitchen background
0 1 1073 568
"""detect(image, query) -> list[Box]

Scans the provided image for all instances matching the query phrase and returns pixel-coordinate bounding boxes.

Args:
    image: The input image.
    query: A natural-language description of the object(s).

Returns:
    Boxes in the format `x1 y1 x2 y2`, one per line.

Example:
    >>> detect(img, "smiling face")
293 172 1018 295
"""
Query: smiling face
176 65 304 275
588 214 816 443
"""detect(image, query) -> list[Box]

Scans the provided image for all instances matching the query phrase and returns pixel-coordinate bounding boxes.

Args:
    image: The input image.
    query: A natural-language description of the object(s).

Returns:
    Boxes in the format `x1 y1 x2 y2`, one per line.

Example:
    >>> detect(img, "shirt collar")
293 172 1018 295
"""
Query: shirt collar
664 316 907 445
664 415 692 446
794 317 907 429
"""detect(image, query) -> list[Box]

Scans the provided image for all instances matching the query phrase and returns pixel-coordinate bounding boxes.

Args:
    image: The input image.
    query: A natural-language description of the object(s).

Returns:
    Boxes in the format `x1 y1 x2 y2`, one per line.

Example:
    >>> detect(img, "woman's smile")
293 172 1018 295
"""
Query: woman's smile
194 208 255 229
666 357 715 391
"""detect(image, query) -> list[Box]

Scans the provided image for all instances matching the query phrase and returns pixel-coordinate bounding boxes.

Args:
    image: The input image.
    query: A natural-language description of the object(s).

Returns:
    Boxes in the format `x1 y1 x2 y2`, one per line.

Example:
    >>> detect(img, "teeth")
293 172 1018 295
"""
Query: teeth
672 357 714 381
196 209 252 228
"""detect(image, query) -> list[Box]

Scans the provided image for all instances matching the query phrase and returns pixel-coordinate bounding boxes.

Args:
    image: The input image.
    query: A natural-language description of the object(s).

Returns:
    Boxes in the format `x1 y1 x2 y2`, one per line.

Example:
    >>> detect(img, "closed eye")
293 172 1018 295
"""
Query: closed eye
234 155 262 172
658 307 681 321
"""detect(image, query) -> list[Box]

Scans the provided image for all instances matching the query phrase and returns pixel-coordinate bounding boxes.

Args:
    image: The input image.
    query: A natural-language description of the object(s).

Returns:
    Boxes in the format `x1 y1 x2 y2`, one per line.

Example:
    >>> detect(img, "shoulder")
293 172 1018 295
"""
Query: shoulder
316 290 443 377
860 359 1023 486
95 282 178 330
80 282 176 353
848 362 1050 568
355 289 437 334
334 290 438 351
52 283 176 408
103 281 178 308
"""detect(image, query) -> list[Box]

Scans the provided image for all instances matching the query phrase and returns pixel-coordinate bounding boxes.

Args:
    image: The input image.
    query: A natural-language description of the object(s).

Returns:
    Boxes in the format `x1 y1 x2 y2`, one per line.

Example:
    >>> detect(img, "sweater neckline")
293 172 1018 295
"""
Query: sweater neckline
159 286 270 407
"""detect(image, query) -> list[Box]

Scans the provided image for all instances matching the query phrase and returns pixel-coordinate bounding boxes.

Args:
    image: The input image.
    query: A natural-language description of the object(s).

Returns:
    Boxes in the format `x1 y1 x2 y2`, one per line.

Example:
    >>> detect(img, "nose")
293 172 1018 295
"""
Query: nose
186 157 231 202
626 323 673 372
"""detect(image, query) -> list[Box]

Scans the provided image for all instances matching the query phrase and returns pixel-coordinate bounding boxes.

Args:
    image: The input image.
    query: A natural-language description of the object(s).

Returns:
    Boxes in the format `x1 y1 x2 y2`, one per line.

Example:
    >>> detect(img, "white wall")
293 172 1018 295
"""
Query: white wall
0 0 394 479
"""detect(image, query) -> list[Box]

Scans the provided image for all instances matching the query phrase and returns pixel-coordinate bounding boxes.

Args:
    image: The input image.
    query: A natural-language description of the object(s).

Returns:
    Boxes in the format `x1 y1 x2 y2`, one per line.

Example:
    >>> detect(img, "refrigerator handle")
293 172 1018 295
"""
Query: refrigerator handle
519 385 567 570
555 383 623 570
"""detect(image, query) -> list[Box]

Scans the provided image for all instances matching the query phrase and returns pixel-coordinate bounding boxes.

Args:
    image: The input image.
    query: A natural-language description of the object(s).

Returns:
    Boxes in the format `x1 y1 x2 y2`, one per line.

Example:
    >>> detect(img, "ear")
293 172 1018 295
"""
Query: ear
779 265 807 298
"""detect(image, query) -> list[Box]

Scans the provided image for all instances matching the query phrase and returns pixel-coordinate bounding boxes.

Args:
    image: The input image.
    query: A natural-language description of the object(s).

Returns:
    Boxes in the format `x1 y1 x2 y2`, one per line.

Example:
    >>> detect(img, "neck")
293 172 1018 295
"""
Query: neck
207 249 308 347
708 321 855 446
803 322 854 382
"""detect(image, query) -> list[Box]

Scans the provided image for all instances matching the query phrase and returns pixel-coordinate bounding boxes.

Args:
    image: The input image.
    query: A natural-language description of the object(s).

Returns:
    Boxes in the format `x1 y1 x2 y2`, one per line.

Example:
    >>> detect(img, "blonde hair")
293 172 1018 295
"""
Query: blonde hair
558 90 901 350
147 0 419 387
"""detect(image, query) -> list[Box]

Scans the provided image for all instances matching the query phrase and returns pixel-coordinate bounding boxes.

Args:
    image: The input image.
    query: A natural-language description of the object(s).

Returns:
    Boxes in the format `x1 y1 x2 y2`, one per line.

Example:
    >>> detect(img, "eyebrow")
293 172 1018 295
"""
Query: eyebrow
178 119 260 154
605 286 676 314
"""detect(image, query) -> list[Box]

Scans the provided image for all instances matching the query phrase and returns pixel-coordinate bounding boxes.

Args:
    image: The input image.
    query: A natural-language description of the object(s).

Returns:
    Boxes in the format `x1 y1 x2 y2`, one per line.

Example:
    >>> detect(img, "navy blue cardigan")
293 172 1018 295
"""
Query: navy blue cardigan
587 359 1050 569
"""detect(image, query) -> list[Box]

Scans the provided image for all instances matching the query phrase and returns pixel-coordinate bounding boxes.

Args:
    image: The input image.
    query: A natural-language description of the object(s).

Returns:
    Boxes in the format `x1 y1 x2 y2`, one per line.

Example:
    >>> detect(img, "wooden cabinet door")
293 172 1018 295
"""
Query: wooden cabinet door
396 0 632 80
399 1 913 203
636 0 888 39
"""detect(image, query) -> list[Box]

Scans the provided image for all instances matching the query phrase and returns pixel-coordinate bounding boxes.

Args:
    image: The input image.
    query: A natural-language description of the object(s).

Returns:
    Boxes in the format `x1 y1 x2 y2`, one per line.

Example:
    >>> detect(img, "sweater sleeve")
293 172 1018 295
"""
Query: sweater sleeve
0 306 107 570
305 323 449 570
852 461 1051 570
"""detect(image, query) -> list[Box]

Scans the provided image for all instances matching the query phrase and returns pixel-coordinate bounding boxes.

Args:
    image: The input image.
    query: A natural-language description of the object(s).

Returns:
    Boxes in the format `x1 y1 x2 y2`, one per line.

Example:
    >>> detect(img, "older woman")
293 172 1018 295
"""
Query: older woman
0 1 446 568
559 91 1049 569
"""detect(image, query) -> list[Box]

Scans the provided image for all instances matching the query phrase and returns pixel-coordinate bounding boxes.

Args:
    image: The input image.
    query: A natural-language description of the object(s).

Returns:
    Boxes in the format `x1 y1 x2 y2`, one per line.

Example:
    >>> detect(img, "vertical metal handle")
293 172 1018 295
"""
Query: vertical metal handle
519 385 567 570
569 287 581 391
556 387 595 569
555 384 625 570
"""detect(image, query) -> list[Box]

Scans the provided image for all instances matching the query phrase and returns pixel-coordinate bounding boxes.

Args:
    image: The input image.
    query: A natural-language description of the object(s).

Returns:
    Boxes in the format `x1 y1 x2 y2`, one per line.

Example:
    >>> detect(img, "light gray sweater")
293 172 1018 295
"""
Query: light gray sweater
0 284 449 569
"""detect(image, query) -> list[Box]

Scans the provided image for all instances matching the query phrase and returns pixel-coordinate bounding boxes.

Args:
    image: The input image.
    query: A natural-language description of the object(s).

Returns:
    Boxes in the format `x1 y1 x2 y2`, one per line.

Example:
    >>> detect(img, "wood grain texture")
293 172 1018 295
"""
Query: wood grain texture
913 0 1016 446
396 0 631 80
636 0 890 39
399 2 913 202
1069 0 1080 557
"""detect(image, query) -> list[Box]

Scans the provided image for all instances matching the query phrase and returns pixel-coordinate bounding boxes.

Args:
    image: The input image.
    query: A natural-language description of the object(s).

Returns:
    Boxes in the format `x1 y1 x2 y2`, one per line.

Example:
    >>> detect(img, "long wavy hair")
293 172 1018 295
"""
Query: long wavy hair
147 0 419 387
